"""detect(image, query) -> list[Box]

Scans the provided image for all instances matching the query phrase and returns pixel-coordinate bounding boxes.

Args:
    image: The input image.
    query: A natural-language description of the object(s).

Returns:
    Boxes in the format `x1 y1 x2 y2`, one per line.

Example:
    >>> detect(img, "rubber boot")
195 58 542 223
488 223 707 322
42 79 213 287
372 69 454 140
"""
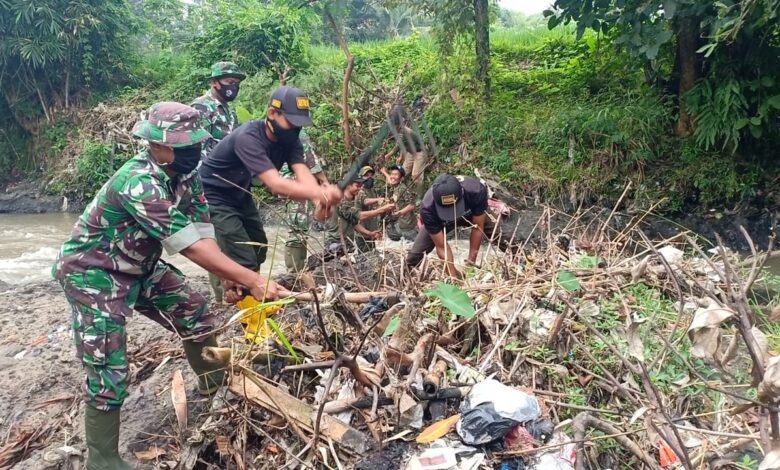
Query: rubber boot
284 241 308 273
183 335 226 396
84 406 134 470
208 273 224 304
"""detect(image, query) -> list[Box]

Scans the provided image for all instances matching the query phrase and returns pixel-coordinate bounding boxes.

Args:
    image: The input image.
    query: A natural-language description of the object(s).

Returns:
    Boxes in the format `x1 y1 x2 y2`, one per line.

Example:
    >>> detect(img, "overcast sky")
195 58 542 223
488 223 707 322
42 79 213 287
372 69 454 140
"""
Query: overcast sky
499 0 553 15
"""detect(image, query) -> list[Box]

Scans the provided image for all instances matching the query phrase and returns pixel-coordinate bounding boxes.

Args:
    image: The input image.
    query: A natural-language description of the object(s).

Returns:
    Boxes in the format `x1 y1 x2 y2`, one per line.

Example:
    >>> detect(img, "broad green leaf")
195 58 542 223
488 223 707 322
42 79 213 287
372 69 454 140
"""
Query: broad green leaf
383 314 401 337
767 95 780 110
236 105 253 124
557 271 581 292
424 282 476 318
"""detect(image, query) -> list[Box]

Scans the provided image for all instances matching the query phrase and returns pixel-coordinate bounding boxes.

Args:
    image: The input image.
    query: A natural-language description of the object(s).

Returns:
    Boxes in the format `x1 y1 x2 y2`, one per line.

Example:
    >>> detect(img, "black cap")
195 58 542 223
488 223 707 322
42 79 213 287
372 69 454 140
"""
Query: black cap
432 174 465 221
350 175 368 185
268 86 313 127
387 164 406 177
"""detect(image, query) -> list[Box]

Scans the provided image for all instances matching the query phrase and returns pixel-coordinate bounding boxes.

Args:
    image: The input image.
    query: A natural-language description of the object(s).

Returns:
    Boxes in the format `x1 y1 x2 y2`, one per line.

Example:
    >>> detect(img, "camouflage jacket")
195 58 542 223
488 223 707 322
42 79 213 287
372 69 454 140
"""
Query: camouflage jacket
53 150 214 311
393 182 417 230
355 187 379 231
282 129 325 232
191 89 238 153
324 197 360 244
279 129 324 177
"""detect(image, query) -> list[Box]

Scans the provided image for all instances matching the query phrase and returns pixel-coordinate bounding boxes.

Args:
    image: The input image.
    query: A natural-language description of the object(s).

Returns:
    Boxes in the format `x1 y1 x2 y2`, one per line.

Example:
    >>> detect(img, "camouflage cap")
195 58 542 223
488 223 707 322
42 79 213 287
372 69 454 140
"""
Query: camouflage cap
359 165 375 177
132 102 212 148
209 61 246 80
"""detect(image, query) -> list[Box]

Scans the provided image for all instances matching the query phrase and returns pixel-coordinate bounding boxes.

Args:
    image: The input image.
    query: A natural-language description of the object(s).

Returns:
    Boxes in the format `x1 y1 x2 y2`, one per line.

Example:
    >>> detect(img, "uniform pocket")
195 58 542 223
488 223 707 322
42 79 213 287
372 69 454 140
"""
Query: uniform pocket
72 306 115 367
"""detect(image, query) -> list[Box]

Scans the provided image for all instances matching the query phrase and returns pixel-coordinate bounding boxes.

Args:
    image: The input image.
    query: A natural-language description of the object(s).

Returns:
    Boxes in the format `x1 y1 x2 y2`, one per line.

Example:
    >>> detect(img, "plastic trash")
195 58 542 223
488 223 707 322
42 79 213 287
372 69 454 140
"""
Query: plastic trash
359 296 389 321
528 432 576 470
456 379 540 445
532 454 575 470
524 418 555 443
495 457 527 470
405 440 484 470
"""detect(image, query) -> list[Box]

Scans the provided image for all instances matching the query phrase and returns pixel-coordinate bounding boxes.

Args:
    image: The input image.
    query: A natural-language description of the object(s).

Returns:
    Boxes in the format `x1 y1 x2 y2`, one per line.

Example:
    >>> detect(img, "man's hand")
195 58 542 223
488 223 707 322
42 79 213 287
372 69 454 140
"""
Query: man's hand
223 280 243 304
314 184 343 221
381 203 396 214
248 274 279 301
223 274 280 303
371 231 383 240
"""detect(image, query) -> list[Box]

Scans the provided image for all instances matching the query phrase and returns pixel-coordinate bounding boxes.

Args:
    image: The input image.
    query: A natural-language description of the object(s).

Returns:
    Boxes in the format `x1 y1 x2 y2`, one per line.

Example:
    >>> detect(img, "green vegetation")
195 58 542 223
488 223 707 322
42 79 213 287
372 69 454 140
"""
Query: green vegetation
0 0 777 211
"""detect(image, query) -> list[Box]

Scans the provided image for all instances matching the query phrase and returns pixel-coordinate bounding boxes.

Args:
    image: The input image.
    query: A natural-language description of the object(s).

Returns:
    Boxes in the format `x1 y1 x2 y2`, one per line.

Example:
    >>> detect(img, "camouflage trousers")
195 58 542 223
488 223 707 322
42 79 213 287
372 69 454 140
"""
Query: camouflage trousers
62 261 217 411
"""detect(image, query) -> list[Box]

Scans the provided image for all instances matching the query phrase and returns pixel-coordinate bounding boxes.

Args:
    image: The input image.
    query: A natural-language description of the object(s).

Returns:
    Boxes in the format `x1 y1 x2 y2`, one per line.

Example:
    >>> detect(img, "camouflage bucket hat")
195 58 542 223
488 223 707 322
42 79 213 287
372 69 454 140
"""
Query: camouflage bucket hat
132 102 212 148
210 61 246 80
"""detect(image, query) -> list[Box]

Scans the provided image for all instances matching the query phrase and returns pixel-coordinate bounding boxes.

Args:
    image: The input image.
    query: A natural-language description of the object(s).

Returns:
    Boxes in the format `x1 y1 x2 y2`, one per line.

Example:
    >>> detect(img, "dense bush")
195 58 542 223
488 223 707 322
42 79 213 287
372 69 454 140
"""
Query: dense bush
11 3 777 213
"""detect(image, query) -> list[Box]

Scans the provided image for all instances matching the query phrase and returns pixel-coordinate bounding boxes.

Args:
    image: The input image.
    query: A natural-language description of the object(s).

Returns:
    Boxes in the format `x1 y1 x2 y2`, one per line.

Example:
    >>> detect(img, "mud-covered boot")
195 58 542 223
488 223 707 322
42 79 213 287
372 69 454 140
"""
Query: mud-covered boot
84 406 134 470
182 335 226 396
284 241 308 273
208 273 224 304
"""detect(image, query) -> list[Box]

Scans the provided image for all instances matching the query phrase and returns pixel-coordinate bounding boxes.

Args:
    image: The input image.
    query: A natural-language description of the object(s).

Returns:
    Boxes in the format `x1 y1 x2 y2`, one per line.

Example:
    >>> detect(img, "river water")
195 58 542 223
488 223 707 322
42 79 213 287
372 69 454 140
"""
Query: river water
3 212 776 287
0 213 292 285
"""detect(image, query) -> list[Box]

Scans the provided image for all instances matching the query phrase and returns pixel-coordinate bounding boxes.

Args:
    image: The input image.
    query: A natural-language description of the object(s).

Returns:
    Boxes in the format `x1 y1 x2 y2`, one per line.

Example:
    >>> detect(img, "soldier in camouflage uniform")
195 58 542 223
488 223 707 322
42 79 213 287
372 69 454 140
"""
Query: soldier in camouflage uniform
191 61 246 157
53 102 279 470
354 165 389 250
324 175 395 254
281 128 329 272
385 164 419 241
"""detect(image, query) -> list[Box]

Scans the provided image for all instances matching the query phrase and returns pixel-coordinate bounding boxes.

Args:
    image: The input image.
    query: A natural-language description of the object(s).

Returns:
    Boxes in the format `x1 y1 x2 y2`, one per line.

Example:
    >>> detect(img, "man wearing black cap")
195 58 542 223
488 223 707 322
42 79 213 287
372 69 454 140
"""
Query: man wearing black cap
200 85 342 301
406 173 500 278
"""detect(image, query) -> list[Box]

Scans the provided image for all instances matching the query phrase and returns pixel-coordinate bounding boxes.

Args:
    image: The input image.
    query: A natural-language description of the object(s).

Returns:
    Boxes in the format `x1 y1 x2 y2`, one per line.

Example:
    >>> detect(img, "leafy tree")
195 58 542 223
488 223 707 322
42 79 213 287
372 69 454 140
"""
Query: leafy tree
188 0 315 76
383 0 494 98
544 0 780 153
0 0 136 125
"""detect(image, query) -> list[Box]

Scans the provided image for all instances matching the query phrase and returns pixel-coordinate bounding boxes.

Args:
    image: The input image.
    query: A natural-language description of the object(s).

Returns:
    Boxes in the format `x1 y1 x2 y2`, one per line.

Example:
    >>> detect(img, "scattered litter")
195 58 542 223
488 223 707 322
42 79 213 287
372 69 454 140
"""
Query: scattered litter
457 379 540 445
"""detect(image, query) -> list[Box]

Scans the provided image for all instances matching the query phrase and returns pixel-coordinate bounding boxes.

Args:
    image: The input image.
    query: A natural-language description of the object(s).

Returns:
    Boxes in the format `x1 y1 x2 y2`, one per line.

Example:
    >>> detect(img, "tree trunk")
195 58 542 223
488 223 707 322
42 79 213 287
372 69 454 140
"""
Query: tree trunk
473 0 491 99
325 8 354 155
674 17 700 136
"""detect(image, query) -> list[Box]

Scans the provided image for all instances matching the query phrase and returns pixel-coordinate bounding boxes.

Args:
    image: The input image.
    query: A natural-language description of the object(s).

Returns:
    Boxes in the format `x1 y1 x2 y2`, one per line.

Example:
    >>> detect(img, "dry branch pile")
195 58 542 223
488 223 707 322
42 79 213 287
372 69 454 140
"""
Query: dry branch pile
162 206 780 470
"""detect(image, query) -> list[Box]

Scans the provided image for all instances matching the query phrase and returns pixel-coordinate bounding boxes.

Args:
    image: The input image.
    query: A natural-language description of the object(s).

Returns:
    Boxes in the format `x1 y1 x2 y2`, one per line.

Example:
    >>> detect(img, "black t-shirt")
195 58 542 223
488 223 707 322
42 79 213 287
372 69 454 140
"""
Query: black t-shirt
420 176 488 234
199 119 304 207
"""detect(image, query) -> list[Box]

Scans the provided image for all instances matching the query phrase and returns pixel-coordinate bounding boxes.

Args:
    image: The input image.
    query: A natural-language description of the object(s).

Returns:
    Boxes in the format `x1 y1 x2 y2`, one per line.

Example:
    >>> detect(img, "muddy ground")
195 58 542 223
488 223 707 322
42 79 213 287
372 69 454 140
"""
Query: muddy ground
0 276 224 470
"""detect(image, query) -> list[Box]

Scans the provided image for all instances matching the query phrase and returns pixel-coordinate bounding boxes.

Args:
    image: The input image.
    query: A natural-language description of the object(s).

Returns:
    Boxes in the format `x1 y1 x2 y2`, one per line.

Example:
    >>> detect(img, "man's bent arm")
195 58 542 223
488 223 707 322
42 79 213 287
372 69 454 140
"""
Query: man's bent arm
258 168 322 203
181 238 278 299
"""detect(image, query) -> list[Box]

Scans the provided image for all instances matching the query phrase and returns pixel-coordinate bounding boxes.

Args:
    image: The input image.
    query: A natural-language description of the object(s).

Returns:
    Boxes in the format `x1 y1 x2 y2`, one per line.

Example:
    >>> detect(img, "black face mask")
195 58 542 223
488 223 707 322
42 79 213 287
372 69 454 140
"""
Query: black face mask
268 118 301 145
363 177 374 189
169 146 202 174
217 83 240 102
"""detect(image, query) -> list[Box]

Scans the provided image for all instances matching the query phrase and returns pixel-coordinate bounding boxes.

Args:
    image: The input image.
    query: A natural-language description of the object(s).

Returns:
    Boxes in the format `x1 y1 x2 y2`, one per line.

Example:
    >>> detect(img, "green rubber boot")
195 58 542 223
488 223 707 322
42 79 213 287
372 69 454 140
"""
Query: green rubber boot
182 335 226 396
284 241 308 273
208 273 224 304
84 406 134 470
